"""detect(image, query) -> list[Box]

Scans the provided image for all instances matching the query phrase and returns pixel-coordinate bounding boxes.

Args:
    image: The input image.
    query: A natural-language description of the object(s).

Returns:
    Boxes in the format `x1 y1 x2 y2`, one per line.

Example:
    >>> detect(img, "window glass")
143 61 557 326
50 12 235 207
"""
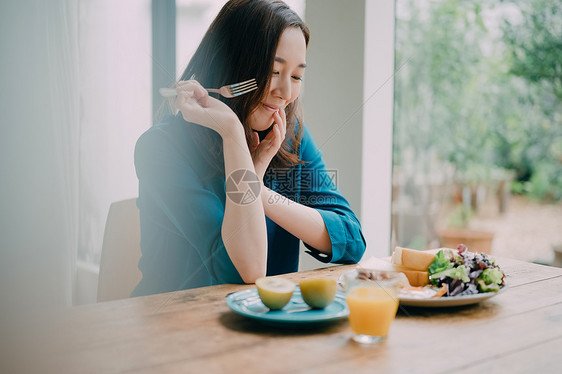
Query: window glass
392 0 562 262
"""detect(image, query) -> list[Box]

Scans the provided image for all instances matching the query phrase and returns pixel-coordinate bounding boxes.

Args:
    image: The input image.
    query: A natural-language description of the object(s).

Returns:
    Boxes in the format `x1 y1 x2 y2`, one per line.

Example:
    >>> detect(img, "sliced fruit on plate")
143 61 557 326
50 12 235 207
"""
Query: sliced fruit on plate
255 277 295 310
299 278 337 309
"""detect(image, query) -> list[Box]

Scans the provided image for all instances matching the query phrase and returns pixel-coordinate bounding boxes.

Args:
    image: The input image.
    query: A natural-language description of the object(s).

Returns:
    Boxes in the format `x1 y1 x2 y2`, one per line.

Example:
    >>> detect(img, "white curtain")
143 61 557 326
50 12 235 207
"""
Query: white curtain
0 0 152 310
75 0 151 304
0 0 79 313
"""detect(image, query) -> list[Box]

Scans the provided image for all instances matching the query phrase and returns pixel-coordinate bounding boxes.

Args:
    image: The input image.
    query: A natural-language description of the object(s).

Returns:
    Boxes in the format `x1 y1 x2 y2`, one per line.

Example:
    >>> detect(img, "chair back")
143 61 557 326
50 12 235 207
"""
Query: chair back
97 198 142 302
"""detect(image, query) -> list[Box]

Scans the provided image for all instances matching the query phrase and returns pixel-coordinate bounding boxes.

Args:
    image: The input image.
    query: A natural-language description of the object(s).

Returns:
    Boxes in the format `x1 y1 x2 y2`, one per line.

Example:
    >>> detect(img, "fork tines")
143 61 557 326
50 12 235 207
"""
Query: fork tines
228 78 258 96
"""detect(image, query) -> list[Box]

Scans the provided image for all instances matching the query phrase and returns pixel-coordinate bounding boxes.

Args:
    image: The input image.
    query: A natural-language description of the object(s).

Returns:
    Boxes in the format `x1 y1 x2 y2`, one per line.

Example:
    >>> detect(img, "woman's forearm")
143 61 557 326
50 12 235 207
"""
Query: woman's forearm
221 127 268 283
261 186 332 254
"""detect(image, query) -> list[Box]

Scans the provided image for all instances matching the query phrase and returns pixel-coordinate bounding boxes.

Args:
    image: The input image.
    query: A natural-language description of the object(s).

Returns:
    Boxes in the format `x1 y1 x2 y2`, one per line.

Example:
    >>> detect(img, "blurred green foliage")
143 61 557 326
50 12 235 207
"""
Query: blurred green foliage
394 0 562 202
503 0 562 99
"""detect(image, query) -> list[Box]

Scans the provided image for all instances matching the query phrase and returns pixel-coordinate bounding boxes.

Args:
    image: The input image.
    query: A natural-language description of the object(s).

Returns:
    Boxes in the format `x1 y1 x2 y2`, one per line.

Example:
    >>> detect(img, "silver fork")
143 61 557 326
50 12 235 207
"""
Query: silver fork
159 78 257 98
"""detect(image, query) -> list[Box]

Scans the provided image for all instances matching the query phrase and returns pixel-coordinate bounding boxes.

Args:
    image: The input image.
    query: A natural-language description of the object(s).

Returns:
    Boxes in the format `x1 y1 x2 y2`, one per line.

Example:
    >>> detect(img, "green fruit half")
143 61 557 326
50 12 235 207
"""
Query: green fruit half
299 278 337 309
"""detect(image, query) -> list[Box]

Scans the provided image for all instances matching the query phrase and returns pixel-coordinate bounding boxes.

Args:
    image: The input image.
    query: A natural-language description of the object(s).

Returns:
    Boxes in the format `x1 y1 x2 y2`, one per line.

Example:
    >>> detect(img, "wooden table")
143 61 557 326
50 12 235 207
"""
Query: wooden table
17 257 562 373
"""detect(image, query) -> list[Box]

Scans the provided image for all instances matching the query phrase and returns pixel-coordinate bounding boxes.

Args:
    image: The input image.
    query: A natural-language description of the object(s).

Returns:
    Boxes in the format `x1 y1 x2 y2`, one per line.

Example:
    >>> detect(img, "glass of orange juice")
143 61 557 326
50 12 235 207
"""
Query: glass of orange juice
344 270 402 344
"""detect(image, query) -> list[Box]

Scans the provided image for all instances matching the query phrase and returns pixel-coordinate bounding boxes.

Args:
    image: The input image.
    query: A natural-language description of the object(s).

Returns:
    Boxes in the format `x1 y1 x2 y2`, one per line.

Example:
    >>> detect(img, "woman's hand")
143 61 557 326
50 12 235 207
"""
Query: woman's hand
250 108 287 180
174 80 242 138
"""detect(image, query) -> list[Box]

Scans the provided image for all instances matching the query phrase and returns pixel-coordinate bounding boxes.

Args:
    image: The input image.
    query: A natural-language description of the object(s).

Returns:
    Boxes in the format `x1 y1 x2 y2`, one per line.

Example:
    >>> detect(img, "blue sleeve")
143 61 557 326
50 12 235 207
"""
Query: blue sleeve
298 125 366 264
133 125 242 295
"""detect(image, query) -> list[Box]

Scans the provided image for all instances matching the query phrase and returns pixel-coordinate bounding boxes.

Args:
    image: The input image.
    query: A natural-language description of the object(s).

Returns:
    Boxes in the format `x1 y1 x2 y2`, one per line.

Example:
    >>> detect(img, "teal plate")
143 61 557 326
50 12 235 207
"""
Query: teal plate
226 287 349 326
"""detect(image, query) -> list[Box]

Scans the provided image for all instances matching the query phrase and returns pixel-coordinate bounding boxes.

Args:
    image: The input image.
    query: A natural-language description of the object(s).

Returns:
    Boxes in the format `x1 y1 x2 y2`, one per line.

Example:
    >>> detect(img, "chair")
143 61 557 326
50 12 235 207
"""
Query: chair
97 198 142 302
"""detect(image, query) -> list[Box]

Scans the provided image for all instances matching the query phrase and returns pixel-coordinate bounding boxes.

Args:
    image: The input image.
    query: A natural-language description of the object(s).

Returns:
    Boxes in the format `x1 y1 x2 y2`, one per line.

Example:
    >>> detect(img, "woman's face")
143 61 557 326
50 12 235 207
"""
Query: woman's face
247 27 307 132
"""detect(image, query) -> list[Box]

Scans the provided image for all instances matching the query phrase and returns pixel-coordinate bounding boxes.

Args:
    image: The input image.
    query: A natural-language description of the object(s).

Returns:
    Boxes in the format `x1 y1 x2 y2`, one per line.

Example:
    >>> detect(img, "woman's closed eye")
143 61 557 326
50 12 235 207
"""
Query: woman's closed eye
272 71 303 81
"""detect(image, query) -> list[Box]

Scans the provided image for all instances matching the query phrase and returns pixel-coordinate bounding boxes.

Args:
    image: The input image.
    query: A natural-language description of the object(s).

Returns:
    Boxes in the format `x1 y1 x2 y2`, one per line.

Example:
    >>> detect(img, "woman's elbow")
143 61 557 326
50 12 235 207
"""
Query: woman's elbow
237 246 267 284
240 268 267 284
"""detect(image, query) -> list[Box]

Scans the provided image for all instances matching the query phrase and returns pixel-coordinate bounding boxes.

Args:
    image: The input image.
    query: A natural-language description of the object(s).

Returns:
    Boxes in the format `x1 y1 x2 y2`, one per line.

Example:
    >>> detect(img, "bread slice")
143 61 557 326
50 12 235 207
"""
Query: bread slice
358 257 429 287
397 266 429 287
391 247 436 271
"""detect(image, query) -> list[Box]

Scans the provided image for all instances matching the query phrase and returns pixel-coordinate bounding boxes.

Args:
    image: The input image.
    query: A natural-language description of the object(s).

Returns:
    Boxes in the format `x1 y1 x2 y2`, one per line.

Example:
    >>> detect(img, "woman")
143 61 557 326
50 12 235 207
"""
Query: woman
132 0 365 297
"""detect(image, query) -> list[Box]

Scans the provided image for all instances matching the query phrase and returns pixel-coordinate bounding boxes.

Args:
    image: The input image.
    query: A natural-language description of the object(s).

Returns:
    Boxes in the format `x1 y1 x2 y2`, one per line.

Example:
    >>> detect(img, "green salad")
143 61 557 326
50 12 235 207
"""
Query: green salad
428 244 506 297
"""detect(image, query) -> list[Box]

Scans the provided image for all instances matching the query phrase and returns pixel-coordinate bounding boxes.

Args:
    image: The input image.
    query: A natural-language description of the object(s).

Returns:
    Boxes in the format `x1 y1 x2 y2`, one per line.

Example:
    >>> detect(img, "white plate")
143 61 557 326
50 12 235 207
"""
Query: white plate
399 288 505 307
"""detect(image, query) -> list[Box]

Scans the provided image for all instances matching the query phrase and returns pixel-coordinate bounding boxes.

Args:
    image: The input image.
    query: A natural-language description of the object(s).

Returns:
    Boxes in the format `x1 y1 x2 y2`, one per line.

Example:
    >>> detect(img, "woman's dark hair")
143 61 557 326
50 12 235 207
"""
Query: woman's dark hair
179 0 310 169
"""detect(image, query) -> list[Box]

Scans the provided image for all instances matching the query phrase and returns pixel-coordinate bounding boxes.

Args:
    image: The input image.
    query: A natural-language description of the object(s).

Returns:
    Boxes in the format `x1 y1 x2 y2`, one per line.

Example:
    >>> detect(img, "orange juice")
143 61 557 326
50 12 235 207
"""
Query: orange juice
346 287 399 337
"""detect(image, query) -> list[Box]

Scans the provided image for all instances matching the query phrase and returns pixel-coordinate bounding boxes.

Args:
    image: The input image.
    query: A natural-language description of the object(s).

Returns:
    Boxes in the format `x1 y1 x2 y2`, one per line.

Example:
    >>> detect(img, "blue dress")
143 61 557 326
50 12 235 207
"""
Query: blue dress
131 114 366 296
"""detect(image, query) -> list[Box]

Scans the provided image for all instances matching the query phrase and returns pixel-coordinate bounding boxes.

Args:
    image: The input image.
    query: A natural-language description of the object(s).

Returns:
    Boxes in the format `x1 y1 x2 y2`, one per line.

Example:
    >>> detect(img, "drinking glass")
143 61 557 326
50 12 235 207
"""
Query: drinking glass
344 270 402 344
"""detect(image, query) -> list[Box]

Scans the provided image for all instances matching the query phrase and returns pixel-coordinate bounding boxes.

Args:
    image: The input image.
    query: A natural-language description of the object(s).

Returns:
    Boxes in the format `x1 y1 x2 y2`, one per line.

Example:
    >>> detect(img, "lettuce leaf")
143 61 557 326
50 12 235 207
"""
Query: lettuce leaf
477 267 504 292
430 264 470 283
428 250 454 275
